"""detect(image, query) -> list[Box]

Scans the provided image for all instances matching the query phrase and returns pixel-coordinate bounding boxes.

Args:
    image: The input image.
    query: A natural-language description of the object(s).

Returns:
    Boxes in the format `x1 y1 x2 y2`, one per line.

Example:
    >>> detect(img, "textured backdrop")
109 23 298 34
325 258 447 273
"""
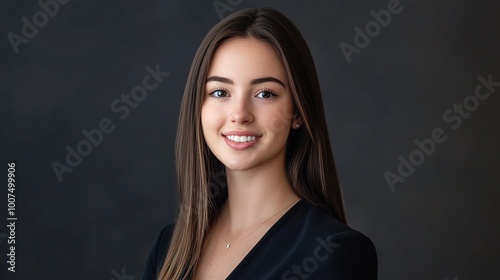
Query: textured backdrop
1 0 499 279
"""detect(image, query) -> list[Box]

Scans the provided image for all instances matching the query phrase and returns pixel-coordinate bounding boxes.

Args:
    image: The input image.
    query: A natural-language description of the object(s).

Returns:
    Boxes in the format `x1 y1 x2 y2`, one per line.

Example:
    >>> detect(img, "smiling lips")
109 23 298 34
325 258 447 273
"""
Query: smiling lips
223 132 260 150
225 135 256 142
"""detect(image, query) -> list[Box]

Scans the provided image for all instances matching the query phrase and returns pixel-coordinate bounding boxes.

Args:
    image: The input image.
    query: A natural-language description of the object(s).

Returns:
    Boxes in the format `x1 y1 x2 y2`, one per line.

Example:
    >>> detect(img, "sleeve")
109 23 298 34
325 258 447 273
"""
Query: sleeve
325 230 378 279
141 224 175 280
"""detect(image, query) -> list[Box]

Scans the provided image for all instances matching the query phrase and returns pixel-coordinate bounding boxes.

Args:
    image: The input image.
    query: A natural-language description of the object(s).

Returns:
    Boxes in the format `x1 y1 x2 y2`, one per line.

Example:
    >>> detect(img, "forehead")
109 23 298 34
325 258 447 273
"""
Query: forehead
207 37 288 84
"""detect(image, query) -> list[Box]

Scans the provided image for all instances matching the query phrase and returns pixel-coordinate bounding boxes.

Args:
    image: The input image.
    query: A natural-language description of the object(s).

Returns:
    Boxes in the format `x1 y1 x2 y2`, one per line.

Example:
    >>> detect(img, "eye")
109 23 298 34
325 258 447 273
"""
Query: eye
256 89 277 99
209 88 229 98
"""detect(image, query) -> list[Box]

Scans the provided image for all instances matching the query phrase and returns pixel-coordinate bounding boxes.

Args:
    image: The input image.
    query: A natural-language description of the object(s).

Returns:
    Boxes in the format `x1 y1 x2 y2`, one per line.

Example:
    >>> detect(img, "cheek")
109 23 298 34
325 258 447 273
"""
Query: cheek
264 105 294 134
201 104 222 134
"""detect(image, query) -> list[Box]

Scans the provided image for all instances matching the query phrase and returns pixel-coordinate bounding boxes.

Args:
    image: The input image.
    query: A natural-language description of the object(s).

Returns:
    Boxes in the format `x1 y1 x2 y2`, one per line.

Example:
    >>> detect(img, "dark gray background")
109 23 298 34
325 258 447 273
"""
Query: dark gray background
1 0 499 279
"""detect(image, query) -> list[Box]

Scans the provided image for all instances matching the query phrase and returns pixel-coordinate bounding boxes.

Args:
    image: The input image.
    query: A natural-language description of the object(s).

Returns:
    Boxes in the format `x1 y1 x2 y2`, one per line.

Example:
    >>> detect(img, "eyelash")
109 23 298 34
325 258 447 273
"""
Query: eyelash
207 87 278 99
208 87 229 98
257 88 277 99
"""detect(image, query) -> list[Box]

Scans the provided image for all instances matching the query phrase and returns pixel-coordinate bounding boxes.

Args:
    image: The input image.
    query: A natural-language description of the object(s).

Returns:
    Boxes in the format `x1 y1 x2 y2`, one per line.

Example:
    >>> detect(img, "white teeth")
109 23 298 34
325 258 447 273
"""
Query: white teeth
226 135 256 143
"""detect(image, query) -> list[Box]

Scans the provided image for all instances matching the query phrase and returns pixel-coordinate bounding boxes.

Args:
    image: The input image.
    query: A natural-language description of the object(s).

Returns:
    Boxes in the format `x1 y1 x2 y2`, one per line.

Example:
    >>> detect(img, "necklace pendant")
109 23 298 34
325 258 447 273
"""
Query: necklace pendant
225 243 231 250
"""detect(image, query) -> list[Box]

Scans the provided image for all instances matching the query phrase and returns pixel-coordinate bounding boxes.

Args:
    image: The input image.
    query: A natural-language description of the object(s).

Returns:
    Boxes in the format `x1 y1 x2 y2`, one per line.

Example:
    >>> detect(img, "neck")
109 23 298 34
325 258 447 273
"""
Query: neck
220 157 299 233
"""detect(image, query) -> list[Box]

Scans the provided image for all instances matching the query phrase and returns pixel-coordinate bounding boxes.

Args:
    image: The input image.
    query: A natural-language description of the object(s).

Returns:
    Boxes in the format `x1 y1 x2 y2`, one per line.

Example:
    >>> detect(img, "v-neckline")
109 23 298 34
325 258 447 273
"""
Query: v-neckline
224 198 305 279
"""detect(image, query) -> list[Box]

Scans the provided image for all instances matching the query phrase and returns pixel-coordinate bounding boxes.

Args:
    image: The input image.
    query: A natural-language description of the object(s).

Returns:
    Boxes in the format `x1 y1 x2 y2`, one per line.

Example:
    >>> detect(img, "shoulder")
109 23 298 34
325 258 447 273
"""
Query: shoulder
141 224 175 280
287 199 374 242
300 200 378 278
319 229 378 279
259 199 378 279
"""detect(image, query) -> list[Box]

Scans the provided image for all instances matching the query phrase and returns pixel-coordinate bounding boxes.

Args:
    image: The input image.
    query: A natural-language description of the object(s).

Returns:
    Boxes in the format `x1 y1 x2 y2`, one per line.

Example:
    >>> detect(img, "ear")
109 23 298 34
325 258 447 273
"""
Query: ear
292 114 302 129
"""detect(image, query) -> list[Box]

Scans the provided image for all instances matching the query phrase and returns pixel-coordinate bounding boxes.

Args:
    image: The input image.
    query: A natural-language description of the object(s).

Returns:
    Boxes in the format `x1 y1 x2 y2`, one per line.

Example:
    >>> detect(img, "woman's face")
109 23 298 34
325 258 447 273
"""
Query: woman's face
201 37 298 172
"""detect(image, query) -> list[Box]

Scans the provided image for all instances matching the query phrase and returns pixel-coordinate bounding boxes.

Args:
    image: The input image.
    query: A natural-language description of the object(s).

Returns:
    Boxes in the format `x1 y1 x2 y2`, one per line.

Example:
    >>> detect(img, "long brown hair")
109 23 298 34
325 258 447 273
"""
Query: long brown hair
158 7 346 279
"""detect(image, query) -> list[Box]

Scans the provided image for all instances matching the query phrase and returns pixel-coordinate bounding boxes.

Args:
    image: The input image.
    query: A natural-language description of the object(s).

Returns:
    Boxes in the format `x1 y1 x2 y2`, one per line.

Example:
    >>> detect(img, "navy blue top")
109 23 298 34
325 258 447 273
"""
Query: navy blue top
142 199 378 279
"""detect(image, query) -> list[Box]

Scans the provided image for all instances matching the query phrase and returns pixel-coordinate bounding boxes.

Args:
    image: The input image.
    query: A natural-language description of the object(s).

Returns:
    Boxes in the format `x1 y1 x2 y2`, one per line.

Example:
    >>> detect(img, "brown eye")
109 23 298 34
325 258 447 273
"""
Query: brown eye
210 89 229 98
256 90 277 99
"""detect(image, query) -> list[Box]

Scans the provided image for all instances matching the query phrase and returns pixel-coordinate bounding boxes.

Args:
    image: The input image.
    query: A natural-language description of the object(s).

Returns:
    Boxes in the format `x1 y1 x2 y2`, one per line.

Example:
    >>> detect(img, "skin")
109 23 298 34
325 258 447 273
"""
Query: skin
194 37 302 279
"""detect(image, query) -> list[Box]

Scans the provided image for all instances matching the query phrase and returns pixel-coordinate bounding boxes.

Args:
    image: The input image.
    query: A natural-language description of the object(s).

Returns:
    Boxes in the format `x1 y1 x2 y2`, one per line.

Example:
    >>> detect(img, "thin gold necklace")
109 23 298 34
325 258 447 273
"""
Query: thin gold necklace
219 198 300 250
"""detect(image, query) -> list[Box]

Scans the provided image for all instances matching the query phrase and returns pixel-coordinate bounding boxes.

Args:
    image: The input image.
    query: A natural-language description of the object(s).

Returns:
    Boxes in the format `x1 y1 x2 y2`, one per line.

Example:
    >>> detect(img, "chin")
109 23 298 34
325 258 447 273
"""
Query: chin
223 163 253 171
221 159 257 171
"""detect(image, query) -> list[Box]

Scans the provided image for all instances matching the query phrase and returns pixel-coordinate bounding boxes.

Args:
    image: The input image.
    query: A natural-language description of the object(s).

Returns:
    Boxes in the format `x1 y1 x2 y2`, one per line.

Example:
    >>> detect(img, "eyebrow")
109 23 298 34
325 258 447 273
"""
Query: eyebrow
206 76 286 88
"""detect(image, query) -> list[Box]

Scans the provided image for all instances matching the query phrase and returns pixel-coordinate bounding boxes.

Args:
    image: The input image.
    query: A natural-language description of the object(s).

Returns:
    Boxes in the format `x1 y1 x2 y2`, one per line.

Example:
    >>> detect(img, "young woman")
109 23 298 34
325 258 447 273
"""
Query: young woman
142 8 377 280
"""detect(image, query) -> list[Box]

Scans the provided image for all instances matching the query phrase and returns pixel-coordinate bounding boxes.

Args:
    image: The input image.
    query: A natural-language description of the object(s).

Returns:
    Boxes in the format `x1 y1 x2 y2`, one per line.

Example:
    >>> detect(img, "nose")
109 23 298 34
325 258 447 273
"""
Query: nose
229 94 254 124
